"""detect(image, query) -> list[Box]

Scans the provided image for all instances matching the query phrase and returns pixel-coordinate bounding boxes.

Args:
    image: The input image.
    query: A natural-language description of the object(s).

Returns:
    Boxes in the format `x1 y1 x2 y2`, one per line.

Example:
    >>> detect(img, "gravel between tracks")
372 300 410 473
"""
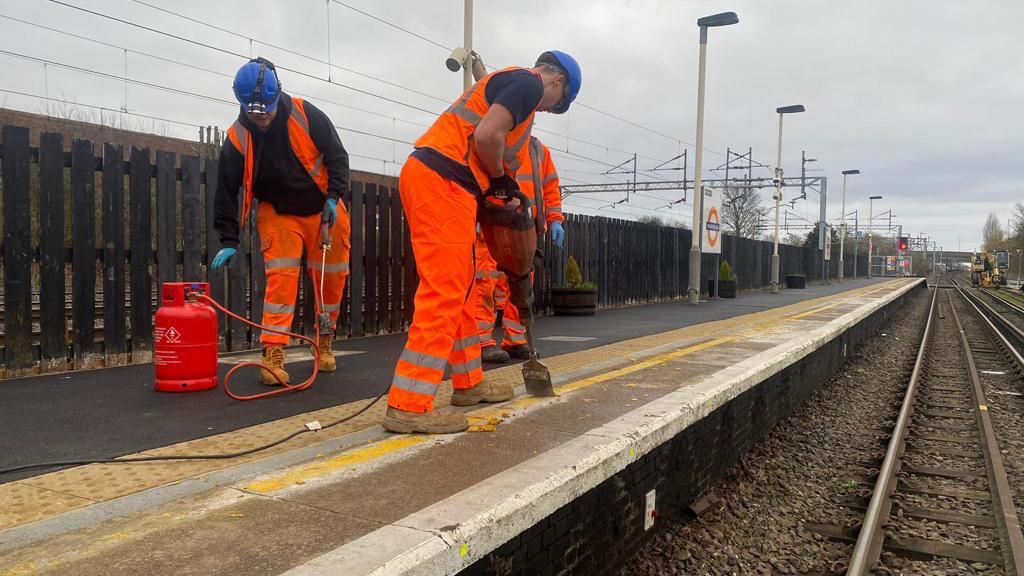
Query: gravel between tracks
621 287 932 576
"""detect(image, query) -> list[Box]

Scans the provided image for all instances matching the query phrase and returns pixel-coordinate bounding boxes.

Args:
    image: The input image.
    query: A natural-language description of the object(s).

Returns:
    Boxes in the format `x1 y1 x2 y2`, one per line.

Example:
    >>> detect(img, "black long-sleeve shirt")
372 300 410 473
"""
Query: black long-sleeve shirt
215 92 349 248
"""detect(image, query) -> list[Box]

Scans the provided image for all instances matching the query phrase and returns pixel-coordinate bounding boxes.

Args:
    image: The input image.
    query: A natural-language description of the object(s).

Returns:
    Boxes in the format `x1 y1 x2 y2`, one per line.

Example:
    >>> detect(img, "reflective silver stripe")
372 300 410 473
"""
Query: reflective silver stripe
529 137 544 212
449 105 483 125
452 335 479 351
486 270 502 279
309 260 350 273
477 320 493 329
290 104 310 134
475 270 485 280
391 374 438 396
399 348 448 371
311 155 323 179
266 257 303 269
230 121 249 155
545 207 563 215
516 173 533 182
450 356 482 374
263 302 295 314
505 333 527 344
322 303 341 312
504 117 534 172
503 319 526 332
262 324 292 334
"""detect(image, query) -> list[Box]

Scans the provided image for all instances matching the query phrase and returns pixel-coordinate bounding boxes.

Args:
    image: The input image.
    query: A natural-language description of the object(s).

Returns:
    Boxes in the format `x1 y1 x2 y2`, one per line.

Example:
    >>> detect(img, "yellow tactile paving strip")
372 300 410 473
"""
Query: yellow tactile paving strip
0 280 912 531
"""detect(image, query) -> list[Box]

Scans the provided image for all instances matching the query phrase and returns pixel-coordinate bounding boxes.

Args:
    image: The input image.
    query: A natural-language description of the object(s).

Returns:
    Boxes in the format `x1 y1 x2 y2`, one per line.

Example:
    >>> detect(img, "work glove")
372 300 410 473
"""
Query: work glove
211 247 237 271
549 221 565 249
485 174 519 200
322 198 338 227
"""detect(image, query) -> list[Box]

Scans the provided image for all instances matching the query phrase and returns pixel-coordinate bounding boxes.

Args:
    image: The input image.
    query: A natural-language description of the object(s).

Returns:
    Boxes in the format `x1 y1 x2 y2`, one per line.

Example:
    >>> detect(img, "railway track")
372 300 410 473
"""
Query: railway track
811 278 1024 574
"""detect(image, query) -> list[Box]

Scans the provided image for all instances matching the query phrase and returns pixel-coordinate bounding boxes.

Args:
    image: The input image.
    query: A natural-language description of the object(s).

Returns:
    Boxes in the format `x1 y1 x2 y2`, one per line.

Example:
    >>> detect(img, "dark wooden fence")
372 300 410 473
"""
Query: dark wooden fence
0 123 865 378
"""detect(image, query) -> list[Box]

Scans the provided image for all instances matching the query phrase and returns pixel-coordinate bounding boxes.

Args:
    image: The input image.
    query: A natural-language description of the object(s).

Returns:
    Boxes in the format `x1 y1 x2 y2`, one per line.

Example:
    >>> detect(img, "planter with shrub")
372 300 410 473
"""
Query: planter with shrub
552 256 598 316
706 260 737 298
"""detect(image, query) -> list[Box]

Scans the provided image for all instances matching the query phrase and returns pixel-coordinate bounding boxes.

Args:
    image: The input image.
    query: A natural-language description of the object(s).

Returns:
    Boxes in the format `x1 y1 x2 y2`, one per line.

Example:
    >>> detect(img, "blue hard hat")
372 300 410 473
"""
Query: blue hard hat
233 58 280 114
536 50 581 114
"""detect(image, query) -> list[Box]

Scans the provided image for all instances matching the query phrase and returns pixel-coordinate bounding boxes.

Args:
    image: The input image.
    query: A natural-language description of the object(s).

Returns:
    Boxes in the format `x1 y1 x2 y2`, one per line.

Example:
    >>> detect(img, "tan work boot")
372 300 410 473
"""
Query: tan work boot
450 380 514 406
382 407 469 434
312 334 336 372
259 346 290 386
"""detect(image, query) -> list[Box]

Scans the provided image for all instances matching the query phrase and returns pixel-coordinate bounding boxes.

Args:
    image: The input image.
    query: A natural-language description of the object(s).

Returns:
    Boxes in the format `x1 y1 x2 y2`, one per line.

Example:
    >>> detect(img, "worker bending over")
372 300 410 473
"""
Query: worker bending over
384 51 581 434
212 58 351 385
476 137 565 363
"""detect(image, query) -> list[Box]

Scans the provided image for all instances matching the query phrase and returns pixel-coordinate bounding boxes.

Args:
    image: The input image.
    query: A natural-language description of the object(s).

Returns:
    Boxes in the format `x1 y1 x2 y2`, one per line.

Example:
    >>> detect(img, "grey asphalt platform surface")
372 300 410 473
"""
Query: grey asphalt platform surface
0 277 890 482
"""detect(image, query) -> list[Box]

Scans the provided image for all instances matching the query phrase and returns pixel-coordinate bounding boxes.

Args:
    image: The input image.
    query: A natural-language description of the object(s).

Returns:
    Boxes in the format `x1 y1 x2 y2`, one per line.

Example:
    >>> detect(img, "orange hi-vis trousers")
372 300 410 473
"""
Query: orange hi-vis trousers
388 157 484 413
473 235 527 349
256 201 351 346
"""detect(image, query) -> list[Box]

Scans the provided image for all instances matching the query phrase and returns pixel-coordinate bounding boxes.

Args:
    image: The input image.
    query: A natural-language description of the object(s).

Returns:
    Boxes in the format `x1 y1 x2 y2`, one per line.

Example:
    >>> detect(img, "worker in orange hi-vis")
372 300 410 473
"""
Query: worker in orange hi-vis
475 136 564 363
383 51 581 434
212 58 351 386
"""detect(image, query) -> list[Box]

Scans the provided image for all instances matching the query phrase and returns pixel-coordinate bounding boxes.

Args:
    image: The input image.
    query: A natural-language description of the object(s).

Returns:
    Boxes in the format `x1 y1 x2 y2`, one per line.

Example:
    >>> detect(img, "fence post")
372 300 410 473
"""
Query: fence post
39 132 68 372
71 139 98 369
129 147 153 360
2 126 33 375
350 180 365 335
102 143 127 365
181 155 202 282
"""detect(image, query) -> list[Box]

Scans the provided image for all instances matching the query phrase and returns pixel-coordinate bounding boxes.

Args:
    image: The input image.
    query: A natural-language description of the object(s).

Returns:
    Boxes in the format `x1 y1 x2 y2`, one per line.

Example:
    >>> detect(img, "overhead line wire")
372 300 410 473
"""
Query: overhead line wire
0 50 414 146
48 1 674 171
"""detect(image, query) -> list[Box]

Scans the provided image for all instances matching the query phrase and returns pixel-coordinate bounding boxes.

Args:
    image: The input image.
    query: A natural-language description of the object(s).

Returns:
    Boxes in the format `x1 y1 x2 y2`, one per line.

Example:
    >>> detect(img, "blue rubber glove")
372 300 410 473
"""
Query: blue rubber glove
322 198 338 227
550 221 565 249
211 247 236 271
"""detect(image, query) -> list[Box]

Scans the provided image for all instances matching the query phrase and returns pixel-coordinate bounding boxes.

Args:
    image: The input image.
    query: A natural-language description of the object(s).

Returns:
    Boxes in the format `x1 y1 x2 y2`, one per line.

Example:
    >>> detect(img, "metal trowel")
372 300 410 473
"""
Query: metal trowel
521 316 555 396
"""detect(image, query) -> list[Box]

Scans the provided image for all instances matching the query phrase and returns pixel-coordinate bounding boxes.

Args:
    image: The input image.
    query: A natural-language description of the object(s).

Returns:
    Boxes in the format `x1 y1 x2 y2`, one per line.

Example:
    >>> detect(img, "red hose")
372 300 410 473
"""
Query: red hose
196 294 320 401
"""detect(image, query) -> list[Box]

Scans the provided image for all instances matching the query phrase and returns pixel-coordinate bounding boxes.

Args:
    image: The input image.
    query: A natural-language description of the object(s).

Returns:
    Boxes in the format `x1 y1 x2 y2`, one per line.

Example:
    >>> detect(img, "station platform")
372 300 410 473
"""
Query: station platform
0 277 923 576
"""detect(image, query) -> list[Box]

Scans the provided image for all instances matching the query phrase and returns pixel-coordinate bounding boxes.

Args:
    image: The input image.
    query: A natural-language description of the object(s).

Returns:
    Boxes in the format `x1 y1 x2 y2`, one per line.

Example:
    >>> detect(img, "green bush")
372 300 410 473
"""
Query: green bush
565 255 583 288
719 260 735 281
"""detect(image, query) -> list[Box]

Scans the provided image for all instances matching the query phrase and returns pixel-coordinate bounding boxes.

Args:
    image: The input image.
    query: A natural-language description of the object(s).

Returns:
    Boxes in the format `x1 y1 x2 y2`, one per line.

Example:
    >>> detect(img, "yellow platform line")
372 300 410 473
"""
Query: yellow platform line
246 335 741 494
244 436 429 494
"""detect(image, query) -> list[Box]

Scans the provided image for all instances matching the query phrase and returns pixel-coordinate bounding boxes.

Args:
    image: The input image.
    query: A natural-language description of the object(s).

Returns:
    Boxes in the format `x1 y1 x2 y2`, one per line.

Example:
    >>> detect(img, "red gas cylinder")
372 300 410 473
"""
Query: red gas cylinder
154 282 218 392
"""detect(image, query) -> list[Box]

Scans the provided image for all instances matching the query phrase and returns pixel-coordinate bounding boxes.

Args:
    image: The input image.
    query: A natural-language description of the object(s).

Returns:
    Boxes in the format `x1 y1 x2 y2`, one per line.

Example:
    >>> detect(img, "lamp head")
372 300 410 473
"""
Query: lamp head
697 12 739 27
776 105 805 114
842 169 860 175
869 195 883 200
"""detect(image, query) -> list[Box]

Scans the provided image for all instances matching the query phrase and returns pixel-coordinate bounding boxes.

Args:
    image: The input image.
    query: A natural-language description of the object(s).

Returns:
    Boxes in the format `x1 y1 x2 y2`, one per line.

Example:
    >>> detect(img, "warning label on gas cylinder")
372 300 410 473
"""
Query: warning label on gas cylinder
155 326 182 344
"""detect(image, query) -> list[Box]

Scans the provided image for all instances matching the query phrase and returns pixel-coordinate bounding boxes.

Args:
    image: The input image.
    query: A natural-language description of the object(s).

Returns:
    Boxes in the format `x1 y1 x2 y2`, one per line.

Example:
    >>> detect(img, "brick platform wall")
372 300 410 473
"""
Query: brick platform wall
459 283 921 576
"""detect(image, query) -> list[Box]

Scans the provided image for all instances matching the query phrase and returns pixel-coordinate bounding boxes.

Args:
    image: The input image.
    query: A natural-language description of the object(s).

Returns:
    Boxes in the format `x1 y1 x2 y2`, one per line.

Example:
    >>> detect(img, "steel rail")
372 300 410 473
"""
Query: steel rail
846 283 939 575
947 287 1024 574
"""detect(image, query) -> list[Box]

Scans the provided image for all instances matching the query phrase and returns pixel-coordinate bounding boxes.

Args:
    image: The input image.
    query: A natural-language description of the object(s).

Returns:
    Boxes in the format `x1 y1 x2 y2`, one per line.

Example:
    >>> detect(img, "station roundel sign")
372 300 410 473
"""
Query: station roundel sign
705 206 721 248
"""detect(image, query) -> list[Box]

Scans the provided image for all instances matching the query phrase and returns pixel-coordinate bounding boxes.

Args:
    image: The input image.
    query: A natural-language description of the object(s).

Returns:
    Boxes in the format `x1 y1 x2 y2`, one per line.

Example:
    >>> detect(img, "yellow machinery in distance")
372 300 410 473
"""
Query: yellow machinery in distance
971 250 1009 288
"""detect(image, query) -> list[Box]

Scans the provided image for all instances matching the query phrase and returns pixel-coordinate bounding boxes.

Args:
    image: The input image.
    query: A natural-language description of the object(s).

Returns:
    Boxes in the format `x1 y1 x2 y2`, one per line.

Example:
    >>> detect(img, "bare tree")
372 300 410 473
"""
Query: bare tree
721 186 763 239
1012 202 1024 242
983 212 1005 251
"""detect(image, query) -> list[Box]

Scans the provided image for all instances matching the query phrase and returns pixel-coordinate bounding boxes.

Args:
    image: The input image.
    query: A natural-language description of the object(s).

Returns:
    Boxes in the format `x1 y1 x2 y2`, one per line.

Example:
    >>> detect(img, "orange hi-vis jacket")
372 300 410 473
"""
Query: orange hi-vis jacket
414 67 540 192
515 137 563 232
226 98 328 226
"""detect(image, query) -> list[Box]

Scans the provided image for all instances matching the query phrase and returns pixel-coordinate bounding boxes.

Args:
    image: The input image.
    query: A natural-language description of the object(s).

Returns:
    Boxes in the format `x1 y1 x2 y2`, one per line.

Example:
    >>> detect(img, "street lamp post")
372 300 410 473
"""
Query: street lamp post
770 105 805 294
867 195 882 278
838 169 860 283
687 11 739 305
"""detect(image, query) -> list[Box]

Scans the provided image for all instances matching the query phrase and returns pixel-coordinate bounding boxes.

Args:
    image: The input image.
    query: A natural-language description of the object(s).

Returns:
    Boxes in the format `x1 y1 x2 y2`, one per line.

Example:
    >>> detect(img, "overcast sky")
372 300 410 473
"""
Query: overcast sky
1 0 1021 253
